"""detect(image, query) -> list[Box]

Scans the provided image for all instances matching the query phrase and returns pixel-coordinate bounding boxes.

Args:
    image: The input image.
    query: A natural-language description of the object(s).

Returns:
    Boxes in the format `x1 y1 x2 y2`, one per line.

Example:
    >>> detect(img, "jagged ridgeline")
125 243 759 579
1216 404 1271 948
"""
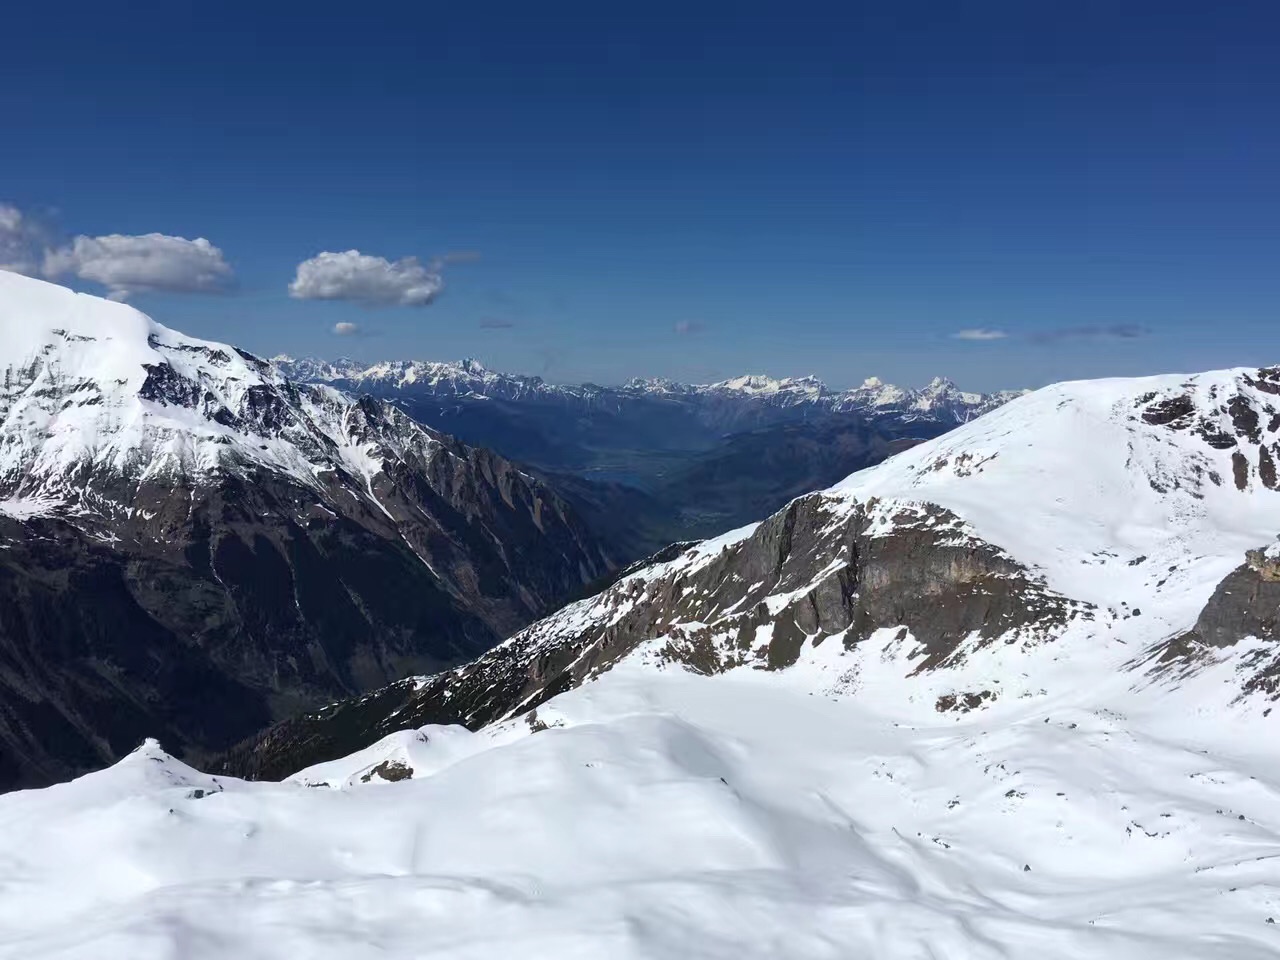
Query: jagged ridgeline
0 271 614 790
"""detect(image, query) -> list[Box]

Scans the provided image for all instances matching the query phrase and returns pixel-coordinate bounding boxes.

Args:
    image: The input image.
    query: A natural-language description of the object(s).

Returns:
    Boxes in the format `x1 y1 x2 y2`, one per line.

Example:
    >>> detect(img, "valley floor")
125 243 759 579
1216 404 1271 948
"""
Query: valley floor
2 635 1277 959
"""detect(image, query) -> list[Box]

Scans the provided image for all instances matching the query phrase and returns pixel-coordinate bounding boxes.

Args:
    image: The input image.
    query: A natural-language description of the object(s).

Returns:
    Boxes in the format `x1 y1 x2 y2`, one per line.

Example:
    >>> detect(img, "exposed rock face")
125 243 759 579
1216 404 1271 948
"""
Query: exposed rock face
216 493 1088 780
1134 367 1280 492
1154 544 1280 699
0 433 612 791
1246 544 1280 582
1179 560 1280 649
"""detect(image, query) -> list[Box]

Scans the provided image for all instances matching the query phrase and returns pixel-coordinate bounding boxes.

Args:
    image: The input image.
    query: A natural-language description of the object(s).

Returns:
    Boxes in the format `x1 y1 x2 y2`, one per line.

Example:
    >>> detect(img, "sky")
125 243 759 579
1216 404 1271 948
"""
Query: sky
3 0 1279 391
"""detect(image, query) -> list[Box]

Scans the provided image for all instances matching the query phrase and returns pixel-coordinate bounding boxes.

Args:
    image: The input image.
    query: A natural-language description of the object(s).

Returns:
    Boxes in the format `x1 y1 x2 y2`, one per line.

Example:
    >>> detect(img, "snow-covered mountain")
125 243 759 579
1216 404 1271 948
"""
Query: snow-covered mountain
8 363 1280 959
0 272 613 789
224 364 1280 775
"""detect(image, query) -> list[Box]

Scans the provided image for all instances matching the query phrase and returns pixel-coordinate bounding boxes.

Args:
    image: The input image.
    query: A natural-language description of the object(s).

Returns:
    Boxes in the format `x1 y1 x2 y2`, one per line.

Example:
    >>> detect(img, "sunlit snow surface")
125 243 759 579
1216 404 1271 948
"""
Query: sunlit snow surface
2 640 1279 959
4 281 1280 960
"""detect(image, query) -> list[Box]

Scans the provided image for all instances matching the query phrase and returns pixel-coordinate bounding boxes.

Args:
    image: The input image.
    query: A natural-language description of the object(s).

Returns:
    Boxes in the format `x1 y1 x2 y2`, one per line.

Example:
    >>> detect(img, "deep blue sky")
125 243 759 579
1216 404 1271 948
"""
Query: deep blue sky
4 0 1278 390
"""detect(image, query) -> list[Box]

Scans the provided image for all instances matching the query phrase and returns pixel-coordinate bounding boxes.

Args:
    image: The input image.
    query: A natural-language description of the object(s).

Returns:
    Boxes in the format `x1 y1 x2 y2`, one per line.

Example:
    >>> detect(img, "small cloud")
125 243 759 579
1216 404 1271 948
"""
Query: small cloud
441 250 482 264
478 317 515 329
674 320 705 335
289 249 445 307
951 328 1009 341
332 322 360 336
44 232 233 301
1029 324 1149 345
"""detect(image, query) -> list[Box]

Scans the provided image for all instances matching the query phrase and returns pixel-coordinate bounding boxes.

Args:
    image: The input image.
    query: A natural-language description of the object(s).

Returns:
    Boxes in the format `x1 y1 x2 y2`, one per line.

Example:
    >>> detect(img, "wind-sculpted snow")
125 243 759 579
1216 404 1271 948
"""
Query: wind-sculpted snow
5 655 1280 959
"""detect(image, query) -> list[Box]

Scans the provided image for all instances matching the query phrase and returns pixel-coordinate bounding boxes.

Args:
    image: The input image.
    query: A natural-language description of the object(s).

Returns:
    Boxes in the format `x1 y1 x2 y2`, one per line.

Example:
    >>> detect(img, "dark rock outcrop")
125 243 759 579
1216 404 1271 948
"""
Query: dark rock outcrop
1153 544 1280 698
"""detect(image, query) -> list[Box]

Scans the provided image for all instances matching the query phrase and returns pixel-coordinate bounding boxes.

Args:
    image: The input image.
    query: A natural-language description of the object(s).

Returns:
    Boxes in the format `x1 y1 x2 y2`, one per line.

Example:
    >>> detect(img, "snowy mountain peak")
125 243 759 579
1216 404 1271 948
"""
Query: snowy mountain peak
621 375 690 394
706 373 828 399
0 272 456 522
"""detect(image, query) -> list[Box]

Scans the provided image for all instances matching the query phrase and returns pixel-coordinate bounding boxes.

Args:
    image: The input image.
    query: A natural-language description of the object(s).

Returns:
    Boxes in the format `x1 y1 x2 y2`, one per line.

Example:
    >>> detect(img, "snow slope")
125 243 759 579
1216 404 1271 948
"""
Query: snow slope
829 367 1280 619
4 364 1280 958
2 649 1279 960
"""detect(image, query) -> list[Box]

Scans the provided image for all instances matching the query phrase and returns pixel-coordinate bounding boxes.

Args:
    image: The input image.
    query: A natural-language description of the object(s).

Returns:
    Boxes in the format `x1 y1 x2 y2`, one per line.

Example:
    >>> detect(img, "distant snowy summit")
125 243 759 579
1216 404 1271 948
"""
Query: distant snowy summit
272 355 1023 425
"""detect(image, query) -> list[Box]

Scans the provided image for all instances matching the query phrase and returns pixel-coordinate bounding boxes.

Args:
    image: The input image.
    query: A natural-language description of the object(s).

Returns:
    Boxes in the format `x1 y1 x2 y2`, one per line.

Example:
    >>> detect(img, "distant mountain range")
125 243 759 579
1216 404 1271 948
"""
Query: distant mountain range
273 355 1023 548
273 355 1021 432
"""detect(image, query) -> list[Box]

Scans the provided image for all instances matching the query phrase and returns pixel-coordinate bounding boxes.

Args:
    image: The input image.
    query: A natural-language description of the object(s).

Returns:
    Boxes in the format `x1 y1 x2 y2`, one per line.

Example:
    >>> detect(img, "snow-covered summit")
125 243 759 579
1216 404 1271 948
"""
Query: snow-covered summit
0 272 452 520
272 353 569 401
701 372 829 401
829 366 1280 608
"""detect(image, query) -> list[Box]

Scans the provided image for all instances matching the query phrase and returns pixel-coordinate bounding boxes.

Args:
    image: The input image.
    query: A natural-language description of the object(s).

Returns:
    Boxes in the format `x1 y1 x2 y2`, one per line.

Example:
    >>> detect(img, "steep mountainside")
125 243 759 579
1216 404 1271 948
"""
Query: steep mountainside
0 273 612 790
18 366 1280 959
220 365 1280 780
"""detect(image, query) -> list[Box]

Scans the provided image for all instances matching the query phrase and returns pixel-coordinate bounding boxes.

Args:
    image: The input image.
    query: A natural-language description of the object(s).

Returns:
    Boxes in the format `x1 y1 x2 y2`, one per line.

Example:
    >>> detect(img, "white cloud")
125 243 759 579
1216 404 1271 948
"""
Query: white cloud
951 328 1009 341
0 203 43 276
332 322 360 335
43 233 233 301
289 250 444 307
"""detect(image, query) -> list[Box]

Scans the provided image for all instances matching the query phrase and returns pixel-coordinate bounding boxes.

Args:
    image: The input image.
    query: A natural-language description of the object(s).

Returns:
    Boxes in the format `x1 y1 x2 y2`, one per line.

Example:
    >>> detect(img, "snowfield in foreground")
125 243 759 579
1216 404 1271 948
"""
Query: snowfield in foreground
2 643 1279 960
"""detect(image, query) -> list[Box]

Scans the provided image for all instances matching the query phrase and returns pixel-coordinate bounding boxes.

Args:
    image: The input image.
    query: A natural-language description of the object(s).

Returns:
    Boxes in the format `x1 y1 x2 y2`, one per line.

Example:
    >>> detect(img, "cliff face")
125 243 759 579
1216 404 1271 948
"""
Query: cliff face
1155 543 1280 700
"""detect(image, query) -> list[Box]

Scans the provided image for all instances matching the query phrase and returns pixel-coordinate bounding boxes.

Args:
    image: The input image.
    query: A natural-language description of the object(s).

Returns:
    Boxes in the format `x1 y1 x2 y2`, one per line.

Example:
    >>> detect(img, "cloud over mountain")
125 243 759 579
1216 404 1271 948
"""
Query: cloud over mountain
0 204 45 277
43 233 233 301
